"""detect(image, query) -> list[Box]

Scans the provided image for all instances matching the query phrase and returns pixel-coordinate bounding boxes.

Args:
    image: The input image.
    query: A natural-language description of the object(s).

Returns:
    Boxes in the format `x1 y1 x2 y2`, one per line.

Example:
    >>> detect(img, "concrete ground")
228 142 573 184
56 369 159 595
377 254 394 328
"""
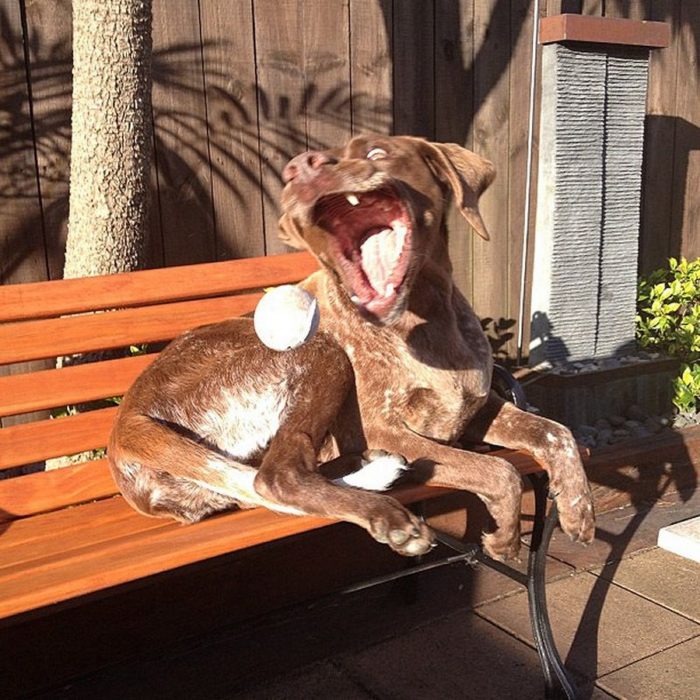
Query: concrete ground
50 485 700 700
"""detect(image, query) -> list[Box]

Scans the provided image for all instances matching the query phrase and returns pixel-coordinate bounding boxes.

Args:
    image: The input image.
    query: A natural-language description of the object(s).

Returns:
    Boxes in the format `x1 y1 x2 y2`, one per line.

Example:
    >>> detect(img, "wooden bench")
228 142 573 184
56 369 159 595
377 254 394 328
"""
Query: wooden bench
0 252 577 698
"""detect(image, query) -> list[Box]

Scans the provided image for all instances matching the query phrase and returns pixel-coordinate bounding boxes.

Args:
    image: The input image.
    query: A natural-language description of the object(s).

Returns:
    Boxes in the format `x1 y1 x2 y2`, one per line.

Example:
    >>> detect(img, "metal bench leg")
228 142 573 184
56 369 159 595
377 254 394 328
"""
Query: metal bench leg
527 473 579 699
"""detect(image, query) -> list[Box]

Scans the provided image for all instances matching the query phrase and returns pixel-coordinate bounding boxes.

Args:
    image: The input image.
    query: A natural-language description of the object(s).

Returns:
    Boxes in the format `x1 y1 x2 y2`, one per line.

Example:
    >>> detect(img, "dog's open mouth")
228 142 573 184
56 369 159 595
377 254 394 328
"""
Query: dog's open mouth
313 186 412 321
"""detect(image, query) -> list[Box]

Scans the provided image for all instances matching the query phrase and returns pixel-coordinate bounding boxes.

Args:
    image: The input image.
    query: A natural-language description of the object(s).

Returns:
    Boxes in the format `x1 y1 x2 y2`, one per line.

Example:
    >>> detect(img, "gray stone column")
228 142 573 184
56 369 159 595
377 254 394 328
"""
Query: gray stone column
529 15 669 365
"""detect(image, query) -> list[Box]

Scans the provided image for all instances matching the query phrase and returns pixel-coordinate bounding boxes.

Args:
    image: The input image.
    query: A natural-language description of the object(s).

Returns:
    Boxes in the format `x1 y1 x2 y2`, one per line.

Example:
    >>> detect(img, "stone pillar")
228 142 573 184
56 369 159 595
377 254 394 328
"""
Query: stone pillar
529 15 669 365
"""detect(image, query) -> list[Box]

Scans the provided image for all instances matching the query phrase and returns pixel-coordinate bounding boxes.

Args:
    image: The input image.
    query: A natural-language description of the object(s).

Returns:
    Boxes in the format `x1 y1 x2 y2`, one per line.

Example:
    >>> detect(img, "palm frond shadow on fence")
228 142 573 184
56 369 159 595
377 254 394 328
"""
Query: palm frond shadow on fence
0 16 391 277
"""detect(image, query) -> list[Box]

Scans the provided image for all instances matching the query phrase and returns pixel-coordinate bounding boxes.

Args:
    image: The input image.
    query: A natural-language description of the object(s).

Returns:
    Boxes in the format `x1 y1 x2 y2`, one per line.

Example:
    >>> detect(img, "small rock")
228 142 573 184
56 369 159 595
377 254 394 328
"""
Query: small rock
659 416 671 427
576 425 598 439
613 428 630 437
624 420 643 430
644 417 663 434
631 425 651 439
626 404 647 421
601 358 621 370
597 428 613 446
594 418 612 431
673 414 693 429
609 415 626 427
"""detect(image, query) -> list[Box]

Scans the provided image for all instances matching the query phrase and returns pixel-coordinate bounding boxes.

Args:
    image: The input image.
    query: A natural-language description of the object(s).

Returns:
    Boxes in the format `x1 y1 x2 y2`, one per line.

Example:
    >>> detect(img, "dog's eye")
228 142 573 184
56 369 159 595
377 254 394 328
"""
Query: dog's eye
366 147 388 161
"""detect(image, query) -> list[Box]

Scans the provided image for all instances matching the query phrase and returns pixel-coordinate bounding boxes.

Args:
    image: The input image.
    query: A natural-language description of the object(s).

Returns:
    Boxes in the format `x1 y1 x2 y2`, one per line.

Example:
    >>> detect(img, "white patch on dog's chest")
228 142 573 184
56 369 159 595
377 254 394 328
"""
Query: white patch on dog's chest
200 382 290 461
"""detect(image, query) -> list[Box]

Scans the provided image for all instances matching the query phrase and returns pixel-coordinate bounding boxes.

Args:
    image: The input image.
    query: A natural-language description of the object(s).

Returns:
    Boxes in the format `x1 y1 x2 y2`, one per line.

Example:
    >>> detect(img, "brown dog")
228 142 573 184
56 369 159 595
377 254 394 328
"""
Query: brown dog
109 135 594 559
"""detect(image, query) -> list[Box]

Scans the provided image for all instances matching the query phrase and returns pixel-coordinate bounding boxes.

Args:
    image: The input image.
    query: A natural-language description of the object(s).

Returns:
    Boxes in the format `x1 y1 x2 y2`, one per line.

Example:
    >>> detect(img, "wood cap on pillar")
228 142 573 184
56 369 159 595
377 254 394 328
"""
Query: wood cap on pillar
540 14 670 49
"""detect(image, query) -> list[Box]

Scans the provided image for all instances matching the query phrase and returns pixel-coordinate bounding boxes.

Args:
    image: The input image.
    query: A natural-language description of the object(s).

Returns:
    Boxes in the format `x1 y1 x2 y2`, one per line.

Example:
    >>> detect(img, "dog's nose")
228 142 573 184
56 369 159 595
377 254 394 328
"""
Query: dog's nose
282 151 336 183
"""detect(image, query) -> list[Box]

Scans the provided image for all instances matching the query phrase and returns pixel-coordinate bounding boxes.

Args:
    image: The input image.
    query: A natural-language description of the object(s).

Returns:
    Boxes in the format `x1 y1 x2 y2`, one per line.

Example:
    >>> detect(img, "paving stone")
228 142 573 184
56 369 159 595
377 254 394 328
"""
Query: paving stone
339 611 559 699
476 570 699 679
542 487 700 571
230 661 373 700
594 548 700 622
658 514 700 564
598 636 700 700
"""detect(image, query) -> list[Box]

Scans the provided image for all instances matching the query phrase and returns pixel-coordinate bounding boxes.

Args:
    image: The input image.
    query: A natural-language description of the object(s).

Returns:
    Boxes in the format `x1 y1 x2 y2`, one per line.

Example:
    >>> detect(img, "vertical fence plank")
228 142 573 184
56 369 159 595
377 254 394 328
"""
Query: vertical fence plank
303 0 352 151
604 1 647 20
349 0 393 137
199 0 265 260
23 0 71 280
435 0 475 299
393 0 435 138
672 2 700 261
253 0 307 255
151 0 215 266
640 0 679 272
471 0 511 329
0 0 47 287
581 0 604 16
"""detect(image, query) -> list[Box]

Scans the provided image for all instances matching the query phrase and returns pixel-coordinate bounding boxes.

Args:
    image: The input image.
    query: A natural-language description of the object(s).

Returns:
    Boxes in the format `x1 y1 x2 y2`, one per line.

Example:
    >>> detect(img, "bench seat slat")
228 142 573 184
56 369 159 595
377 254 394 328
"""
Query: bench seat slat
0 496 168 571
0 484 448 619
0 459 117 521
0 252 317 322
0 293 261 365
0 355 156 418
0 408 116 470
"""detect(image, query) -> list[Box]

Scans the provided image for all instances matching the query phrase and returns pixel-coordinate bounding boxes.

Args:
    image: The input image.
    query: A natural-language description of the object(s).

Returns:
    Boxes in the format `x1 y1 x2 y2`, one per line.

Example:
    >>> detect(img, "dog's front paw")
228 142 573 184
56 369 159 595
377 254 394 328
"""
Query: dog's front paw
368 497 434 556
556 486 595 544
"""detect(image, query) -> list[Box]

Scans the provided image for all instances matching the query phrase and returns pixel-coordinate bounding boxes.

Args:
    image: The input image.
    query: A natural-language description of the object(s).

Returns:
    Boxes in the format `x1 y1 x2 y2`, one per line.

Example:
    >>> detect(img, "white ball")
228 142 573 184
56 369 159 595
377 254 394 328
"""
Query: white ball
253 285 320 351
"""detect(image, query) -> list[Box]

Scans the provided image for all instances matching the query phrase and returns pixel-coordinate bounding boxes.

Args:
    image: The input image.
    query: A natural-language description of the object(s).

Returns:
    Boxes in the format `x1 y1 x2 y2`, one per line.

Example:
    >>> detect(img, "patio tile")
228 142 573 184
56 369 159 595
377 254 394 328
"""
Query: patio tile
475 570 699 678
598 636 700 700
542 487 700 571
594 547 700 622
338 610 558 699
230 661 373 700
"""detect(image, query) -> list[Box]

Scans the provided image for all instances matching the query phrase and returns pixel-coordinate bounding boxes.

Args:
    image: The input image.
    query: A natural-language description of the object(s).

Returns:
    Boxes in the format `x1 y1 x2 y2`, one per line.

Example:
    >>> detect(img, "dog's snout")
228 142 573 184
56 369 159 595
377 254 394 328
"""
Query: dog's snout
283 151 336 183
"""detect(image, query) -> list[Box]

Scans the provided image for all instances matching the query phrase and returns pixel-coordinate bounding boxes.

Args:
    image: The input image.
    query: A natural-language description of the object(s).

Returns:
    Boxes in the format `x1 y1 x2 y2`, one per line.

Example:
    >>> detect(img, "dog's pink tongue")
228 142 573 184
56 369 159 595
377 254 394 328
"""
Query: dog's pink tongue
360 225 404 295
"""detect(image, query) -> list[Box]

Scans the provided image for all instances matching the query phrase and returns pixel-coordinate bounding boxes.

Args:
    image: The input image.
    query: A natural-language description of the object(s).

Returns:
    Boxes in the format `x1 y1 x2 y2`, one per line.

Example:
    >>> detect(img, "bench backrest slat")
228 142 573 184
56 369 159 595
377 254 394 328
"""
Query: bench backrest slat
0 408 116 471
0 354 155 418
0 460 116 522
0 252 317 322
0 294 262 365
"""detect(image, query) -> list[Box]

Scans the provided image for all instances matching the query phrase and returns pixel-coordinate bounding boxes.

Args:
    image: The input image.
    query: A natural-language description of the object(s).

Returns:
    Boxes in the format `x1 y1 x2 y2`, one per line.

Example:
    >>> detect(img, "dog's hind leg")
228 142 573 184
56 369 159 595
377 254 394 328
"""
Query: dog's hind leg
108 412 263 522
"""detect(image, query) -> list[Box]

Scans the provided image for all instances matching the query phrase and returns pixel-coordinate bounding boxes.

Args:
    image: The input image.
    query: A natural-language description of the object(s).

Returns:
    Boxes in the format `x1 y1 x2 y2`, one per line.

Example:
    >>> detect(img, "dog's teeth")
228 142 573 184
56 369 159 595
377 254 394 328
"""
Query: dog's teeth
346 194 360 206
350 294 360 304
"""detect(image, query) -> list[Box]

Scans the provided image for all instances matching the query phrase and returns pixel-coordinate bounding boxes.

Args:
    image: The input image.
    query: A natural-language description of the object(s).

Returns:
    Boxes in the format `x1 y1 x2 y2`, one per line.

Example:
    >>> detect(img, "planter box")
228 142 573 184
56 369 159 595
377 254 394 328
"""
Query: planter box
522 358 679 428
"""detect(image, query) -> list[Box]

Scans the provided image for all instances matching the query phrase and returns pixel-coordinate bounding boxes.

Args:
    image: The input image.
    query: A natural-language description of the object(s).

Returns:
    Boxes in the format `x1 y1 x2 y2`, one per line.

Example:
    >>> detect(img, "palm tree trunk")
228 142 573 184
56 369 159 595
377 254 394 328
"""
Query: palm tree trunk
64 0 153 278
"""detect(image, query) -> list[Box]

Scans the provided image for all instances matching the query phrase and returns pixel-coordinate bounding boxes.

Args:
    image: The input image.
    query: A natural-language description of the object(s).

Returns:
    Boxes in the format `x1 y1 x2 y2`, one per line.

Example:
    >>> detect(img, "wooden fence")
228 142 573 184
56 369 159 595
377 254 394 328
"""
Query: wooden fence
1 0 699 359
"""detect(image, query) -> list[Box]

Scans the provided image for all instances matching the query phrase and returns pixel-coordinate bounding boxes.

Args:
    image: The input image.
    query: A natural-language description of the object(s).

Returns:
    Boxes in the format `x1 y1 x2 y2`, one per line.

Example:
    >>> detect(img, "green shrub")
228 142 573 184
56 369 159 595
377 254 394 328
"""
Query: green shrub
636 257 700 414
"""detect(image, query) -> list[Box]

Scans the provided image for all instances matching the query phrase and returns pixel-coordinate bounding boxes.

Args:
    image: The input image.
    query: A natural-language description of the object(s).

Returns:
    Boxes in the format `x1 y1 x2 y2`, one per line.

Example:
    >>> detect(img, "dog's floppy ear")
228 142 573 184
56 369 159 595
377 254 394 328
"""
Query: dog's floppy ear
278 213 306 250
421 141 495 241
